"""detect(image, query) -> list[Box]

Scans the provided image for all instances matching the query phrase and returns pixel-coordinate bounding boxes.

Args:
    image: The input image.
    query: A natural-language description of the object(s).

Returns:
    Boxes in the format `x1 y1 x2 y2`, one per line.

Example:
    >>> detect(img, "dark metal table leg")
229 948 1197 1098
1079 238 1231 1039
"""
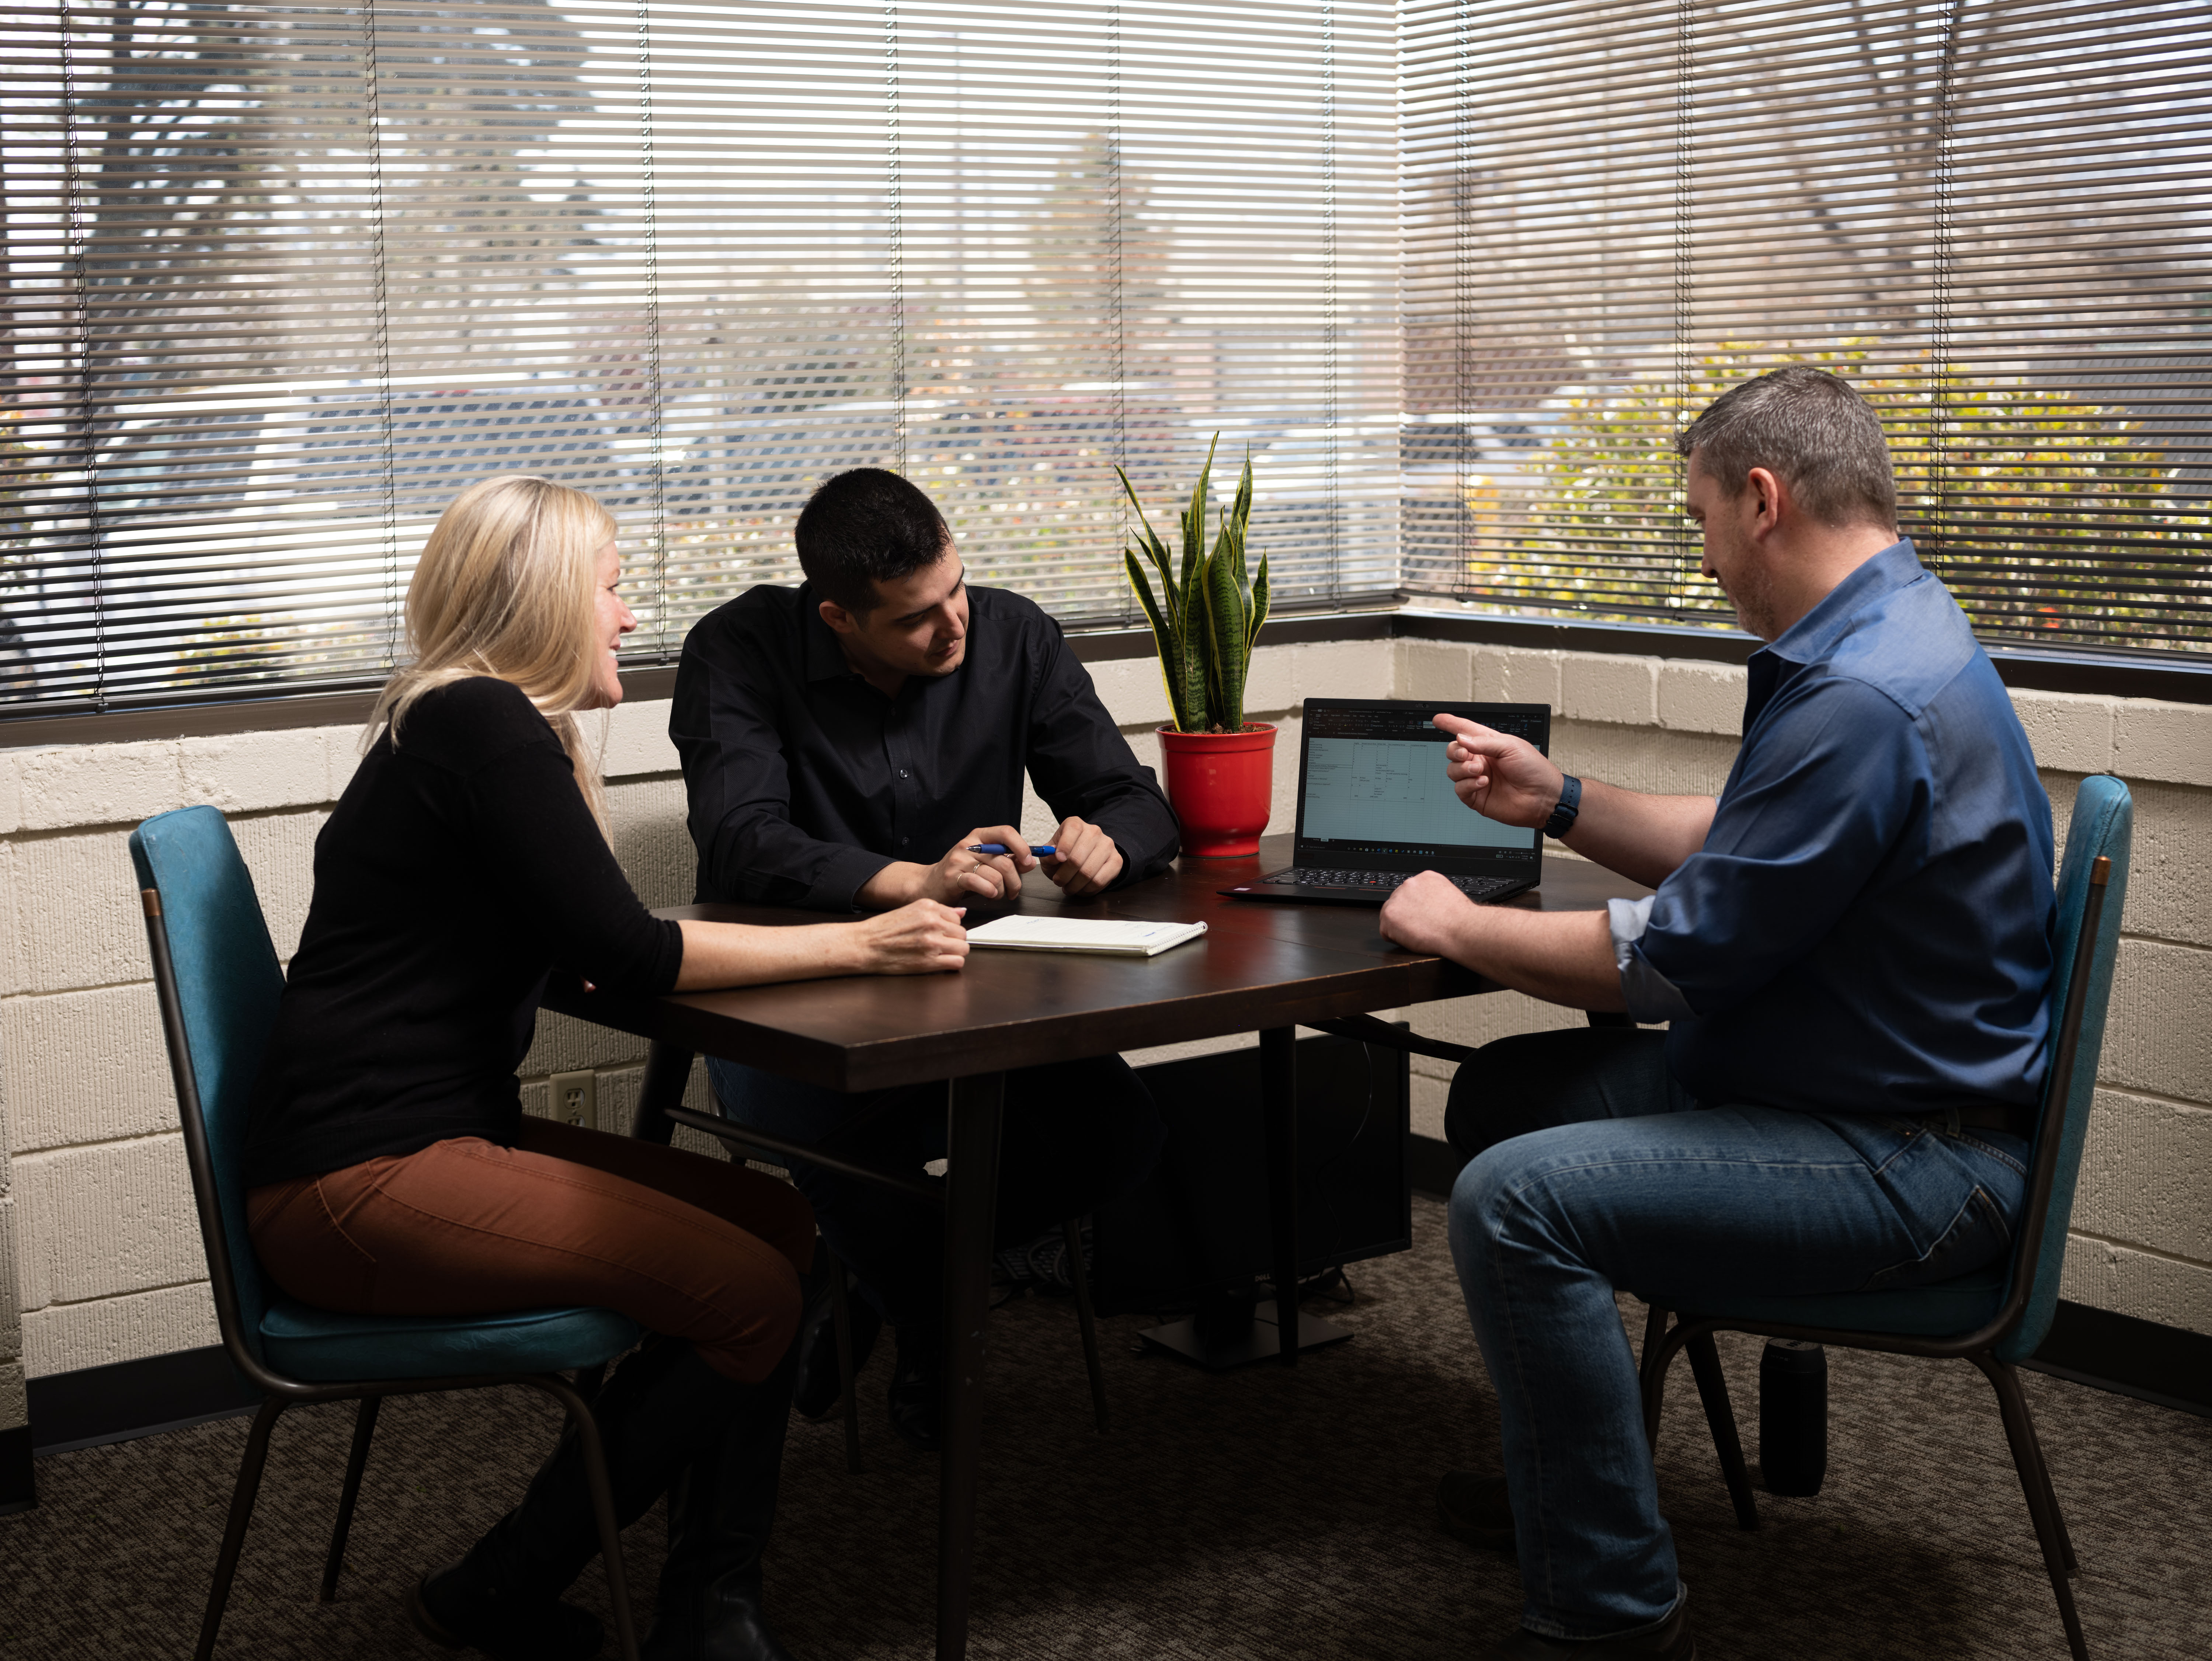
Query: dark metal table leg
1260 1026 1300 1366
825 1243 863 1475
936 1071 1005 1661
633 1041 693 1145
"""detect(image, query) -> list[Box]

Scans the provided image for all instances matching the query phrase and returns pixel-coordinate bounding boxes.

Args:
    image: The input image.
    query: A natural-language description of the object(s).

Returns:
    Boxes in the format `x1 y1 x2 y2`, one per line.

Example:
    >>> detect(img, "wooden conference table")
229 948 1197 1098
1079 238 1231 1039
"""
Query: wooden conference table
542 836 1647 1660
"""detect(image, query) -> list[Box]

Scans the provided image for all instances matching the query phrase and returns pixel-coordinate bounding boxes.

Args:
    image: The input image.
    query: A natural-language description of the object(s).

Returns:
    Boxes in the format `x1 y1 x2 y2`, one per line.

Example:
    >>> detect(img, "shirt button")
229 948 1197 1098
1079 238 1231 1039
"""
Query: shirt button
901 837 910 847
898 769 910 779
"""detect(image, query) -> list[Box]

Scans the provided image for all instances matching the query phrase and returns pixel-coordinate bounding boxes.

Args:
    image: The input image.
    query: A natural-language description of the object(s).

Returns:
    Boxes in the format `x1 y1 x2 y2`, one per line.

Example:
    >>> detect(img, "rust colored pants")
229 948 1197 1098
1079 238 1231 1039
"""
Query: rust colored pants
247 1117 814 1383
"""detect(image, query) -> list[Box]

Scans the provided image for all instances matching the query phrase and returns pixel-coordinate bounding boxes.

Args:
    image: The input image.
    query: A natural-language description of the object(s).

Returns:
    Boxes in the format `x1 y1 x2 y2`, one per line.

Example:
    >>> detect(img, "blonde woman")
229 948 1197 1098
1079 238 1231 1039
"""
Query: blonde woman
245 476 965 1661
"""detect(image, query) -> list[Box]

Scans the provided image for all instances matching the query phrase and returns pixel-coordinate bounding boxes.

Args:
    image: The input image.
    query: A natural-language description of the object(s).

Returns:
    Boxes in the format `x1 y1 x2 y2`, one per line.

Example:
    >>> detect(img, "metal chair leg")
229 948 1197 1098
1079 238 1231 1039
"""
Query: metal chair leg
1063 1217 1109 1434
1684 1330 1760 1531
1976 1355 2090 1661
2011 1375 2080 1575
825 1244 863 1475
1636 1313 1758 1529
1638 1302 1669 1394
529 1376 640 1661
195 1395 288 1661
318 1395 382 1602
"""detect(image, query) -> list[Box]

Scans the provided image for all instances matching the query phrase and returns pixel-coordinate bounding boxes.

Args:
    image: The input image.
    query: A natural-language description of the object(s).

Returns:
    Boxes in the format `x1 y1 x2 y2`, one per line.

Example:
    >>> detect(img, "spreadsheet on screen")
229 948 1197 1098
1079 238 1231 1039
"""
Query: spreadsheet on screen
1299 735 1528 850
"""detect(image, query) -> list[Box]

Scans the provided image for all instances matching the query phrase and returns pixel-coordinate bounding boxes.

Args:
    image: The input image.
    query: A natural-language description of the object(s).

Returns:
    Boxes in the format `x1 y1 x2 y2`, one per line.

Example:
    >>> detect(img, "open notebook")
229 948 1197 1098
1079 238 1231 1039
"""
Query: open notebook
964 915 1207 958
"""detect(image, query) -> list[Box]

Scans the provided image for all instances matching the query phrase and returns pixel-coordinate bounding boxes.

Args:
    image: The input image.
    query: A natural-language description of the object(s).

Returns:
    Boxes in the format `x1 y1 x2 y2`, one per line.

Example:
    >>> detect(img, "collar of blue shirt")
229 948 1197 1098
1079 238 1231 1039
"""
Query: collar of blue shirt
1765 537 1923 667
1745 537 1921 730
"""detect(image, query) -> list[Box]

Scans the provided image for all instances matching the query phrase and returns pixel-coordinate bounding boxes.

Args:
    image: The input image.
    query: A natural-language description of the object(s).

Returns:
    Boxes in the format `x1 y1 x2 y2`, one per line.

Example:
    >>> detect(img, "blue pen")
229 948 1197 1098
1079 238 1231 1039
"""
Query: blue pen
967 842 1057 856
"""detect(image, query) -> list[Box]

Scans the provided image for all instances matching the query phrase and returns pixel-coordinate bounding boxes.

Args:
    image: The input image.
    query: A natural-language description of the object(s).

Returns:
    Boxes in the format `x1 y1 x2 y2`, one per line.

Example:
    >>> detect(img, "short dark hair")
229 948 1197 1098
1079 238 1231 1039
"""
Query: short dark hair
795 468 952 614
1675 366 1898 531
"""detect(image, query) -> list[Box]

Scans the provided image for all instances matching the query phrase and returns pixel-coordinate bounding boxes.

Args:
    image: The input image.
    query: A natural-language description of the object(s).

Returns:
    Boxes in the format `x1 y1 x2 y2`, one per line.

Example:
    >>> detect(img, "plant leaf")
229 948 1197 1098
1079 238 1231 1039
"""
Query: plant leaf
1178 534 1210 732
1116 464 1180 636
1203 543 1251 731
1124 549 1190 731
1178 433 1219 599
1225 451 1255 595
1248 550 1270 654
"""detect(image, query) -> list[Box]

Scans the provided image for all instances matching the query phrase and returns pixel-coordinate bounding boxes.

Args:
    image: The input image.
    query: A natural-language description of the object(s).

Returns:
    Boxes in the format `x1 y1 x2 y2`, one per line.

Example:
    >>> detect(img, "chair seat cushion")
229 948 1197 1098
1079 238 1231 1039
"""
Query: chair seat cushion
1642 1262 2008 1341
260 1297 641 1382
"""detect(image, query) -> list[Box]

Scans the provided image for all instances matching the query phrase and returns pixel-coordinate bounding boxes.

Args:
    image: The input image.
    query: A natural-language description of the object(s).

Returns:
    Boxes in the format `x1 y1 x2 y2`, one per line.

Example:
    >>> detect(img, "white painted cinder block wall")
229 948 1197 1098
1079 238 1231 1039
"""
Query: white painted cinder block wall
0 629 2205 1386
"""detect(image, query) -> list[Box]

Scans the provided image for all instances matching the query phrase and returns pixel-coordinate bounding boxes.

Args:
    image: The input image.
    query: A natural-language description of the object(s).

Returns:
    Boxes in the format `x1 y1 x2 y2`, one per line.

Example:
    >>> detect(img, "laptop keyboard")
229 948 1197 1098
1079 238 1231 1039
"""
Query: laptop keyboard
1277 868 1520 900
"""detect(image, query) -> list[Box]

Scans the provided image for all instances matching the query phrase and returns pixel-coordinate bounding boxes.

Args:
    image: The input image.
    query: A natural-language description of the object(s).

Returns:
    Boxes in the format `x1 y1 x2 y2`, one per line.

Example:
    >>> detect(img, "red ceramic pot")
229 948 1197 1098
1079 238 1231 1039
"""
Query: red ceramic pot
1157 723 1277 857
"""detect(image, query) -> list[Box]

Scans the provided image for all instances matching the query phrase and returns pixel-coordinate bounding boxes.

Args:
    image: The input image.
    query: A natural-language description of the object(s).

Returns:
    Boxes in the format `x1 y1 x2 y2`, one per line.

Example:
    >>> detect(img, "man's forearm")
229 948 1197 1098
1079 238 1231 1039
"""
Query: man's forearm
1436 903 1624 1011
857 862 929 909
1560 779 1715 889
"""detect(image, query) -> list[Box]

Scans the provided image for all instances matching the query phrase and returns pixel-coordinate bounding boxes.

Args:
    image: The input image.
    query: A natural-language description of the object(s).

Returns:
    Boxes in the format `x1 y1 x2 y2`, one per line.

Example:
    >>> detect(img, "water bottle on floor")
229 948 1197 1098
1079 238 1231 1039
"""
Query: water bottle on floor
1759 1339 1828 1496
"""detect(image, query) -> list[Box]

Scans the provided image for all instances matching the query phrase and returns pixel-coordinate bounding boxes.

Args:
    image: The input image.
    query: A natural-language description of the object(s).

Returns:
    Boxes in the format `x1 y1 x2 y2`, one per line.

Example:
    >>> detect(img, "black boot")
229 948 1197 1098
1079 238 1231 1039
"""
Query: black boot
644 1347 802 1661
412 1339 744 1661
791 1250 881 1422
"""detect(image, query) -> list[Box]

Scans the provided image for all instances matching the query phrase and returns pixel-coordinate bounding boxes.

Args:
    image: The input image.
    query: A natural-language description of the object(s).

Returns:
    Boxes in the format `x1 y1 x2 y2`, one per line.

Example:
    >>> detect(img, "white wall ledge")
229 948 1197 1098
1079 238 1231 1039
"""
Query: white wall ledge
1 602 2205 757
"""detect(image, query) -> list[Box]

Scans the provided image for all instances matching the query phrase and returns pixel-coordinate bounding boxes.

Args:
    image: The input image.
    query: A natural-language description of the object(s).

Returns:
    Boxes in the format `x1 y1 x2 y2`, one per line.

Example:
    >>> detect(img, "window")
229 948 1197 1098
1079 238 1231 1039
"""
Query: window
1402 0 2212 657
2 0 1396 713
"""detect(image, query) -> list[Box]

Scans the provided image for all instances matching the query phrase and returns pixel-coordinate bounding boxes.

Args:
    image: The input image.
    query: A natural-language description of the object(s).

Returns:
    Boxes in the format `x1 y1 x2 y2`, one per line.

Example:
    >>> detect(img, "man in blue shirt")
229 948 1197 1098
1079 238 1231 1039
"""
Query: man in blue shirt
1378 368 2054 1660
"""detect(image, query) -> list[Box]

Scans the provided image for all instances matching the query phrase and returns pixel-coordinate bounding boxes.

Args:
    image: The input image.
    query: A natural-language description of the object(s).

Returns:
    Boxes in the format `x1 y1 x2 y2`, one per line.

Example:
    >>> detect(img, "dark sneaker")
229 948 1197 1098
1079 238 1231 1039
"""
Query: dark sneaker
1437 1470 1517 1552
407 1563 604 1660
1483 1597 1696 1659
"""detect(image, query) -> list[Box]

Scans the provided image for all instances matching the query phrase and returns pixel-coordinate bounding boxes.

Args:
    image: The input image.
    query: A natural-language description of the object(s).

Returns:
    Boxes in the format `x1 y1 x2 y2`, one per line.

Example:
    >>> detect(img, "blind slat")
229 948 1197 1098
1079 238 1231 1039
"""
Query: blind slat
1401 0 2212 657
2 0 1398 712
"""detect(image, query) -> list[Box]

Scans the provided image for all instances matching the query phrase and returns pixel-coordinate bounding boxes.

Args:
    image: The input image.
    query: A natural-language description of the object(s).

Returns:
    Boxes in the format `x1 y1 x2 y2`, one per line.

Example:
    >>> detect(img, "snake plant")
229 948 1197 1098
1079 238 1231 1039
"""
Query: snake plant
1116 435 1270 733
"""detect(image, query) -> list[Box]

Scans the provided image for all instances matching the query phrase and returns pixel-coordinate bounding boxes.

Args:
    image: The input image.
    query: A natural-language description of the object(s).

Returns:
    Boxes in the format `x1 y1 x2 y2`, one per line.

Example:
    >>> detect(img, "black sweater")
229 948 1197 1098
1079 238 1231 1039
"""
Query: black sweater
244 676 685 1187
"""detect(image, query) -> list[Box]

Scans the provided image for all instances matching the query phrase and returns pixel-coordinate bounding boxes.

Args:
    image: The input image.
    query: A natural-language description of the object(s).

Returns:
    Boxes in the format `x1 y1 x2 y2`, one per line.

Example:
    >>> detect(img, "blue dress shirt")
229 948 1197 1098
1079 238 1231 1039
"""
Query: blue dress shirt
1615 540 2056 1114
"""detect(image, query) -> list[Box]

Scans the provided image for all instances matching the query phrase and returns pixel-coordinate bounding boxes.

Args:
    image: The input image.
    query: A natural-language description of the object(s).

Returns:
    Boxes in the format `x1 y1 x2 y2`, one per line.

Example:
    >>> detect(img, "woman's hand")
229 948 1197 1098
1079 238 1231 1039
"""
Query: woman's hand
847 898 971 975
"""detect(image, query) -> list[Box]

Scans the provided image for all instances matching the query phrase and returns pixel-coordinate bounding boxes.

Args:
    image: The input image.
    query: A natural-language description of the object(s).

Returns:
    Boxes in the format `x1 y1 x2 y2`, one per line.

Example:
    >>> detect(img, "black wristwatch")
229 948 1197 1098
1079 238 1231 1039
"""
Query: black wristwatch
1543 773 1582 840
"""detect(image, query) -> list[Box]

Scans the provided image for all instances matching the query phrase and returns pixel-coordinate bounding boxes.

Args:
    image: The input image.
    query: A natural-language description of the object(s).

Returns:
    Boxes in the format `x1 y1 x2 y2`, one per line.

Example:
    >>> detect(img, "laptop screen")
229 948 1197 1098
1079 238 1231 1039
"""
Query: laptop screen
1293 699 1549 870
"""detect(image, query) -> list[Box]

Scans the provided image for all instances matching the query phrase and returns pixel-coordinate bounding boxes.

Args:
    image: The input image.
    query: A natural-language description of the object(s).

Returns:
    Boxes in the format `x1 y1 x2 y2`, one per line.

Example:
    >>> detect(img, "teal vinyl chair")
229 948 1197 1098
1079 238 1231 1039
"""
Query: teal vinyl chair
1638 773 2133 1661
131 805 646 1661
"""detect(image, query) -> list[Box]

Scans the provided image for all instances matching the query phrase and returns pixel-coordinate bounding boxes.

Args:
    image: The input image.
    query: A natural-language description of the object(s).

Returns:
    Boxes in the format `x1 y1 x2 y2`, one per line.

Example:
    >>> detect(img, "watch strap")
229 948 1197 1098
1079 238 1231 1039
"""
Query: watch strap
1543 773 1582 840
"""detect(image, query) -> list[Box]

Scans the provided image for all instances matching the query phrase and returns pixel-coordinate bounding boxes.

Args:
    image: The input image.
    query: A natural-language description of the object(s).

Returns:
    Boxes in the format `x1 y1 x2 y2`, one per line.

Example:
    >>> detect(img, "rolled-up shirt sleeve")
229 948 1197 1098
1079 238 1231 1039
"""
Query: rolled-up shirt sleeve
1023 625 1180 887
1633 673 1923 1020
1610 895 1694 1024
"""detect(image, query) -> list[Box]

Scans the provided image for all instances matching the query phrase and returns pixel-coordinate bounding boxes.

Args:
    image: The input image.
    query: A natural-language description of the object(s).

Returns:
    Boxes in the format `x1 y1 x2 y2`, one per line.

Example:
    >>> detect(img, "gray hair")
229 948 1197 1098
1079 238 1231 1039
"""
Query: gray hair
1675 366 1898 531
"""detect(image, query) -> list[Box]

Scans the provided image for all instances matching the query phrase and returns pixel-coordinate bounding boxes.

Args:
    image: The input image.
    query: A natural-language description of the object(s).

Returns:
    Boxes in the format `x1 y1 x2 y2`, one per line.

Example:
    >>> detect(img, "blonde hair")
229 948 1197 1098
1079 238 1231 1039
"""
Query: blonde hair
369 474 618 834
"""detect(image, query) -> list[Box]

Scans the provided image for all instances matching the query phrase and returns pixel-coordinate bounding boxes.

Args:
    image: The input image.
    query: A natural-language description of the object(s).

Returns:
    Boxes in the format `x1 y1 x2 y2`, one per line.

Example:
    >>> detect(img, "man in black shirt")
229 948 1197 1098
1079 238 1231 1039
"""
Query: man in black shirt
671 467 1180 1449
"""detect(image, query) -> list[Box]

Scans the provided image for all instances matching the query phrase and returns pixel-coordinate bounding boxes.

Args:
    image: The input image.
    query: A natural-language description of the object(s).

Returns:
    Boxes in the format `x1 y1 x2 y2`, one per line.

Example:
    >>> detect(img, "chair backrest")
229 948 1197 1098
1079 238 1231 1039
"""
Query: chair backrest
129 806 288 1376
1999 773 2132 1363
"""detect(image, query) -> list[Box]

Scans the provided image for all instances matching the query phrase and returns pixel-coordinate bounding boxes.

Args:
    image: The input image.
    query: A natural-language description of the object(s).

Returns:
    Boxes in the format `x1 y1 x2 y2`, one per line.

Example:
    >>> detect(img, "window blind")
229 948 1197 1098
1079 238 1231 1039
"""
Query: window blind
1401 0 2212 655
1 0 1396 714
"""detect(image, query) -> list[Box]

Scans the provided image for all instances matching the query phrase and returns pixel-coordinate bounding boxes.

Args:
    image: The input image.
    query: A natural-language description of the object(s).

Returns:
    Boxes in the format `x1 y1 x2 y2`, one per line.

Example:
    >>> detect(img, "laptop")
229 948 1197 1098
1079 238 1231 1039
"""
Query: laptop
1221 697 1549 906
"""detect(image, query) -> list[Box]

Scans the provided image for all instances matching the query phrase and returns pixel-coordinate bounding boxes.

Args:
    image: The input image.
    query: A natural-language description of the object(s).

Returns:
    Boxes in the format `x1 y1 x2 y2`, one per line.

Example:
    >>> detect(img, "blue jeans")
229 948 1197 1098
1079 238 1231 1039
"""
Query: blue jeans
707 1054 1167 1339
1444 1029 2029 1641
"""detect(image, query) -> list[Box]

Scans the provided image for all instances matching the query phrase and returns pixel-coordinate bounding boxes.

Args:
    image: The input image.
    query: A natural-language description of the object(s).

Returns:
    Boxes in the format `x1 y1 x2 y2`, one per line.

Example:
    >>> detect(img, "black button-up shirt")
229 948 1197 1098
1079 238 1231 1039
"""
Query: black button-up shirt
671 582 1180 910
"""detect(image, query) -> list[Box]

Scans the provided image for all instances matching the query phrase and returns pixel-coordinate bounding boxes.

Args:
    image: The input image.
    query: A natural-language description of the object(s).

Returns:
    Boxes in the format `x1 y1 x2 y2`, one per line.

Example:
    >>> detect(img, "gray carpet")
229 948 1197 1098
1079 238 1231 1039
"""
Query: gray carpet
5 1195 2209 1659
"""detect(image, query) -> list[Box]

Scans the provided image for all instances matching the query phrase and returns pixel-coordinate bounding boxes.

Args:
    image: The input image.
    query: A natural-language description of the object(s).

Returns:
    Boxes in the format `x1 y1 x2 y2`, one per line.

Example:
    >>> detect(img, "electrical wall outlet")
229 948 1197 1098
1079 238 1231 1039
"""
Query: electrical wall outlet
552 1069 597 1133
